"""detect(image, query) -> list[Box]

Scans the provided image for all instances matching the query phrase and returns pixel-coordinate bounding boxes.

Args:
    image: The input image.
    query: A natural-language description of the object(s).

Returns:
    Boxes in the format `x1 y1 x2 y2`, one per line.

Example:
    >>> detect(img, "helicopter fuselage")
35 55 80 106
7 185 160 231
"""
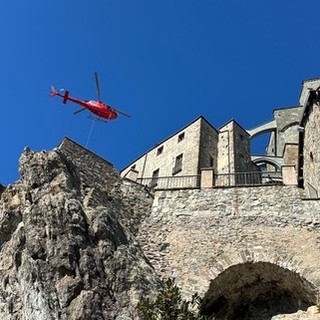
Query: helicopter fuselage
53 91 118 120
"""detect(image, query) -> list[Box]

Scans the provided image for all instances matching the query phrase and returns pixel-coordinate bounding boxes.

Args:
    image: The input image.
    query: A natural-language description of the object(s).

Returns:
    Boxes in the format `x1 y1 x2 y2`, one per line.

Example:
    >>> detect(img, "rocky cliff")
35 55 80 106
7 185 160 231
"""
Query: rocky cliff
1 140 319 320
0 145 159 320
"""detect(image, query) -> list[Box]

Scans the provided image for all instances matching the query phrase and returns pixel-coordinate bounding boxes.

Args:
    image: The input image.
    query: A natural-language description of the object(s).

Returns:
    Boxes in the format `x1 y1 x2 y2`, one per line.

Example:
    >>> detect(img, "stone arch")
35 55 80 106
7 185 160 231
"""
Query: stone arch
247 120 277 140
247 121 277 157
200 261 317 320
251 156 283 171
279 121 299 133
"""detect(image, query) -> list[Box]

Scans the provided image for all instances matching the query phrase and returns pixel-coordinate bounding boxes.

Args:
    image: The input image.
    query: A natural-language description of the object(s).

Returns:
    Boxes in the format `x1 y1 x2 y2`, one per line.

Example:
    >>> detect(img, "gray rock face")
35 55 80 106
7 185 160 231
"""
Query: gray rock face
0 148 158 319
271 306 320 319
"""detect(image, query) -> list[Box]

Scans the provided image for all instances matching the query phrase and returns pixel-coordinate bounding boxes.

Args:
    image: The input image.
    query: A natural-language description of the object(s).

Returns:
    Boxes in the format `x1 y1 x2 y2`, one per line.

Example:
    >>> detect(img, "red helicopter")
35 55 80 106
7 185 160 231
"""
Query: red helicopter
50 72 130 121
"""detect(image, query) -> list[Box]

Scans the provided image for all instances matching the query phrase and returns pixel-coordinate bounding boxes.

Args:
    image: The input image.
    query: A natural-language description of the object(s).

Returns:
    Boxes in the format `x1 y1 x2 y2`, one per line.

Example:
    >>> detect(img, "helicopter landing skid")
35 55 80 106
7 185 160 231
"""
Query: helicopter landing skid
87 115 108 124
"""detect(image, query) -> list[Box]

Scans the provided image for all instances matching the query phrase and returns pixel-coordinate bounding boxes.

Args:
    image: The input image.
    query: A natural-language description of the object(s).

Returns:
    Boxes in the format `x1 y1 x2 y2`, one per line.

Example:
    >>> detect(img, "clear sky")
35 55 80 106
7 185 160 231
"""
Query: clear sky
1 1 320 185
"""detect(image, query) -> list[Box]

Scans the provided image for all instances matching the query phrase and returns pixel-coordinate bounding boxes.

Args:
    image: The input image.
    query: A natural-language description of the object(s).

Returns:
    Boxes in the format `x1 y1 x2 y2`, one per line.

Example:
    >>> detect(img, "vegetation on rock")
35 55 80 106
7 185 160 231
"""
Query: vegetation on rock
137 278 212 319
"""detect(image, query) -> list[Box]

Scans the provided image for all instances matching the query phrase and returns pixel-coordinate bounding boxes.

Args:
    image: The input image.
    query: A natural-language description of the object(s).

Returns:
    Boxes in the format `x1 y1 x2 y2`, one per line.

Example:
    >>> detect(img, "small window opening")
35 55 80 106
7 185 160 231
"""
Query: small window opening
310 151 314 162
173 154 183 175
209 156 214 167
178 132 185 142
157 146 164 156
150 169 159 188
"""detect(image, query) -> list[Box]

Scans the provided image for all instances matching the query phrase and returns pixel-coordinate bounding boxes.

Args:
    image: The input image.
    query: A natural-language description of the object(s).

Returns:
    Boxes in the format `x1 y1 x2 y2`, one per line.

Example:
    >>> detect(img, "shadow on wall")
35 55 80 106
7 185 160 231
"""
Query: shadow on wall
200 261 317 320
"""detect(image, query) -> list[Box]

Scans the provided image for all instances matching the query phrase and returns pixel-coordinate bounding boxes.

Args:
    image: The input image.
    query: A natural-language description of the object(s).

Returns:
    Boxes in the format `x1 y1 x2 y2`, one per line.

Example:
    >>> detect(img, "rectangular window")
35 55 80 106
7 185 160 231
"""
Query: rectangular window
209 156 214 167
157 146 163 156
150 169 159 188
178 132 185 142
172 154 183 175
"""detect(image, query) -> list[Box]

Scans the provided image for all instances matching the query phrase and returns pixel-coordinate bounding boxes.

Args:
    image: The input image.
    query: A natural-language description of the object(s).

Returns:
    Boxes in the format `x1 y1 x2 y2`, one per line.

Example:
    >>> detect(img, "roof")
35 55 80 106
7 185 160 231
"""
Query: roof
219 118 251 136
272 105 301 113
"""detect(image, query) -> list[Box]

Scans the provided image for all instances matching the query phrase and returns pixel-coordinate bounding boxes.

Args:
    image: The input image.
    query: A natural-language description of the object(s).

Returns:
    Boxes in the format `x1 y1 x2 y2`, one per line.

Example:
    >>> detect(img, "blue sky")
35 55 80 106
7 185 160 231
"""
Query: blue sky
1 1 320 185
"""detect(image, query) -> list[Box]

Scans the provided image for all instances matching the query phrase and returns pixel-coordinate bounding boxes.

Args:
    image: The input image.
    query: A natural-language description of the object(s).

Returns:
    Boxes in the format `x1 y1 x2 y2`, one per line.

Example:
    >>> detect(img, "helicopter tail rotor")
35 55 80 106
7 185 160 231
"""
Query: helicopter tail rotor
50 85 58 96
50 85 65 96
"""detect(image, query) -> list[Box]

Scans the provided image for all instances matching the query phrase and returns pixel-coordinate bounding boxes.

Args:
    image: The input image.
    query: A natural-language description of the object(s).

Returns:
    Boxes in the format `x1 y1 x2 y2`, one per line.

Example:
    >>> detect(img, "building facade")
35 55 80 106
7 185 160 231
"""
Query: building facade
120 116 261 188
121 117 219 187
121 78 320 196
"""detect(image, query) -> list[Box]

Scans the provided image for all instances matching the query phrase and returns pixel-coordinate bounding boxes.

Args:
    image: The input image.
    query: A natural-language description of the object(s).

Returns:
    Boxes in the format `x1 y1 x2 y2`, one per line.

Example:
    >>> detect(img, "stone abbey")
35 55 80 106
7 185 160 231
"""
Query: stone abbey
59 78 320 318
121 78 320 199
118 78 320 319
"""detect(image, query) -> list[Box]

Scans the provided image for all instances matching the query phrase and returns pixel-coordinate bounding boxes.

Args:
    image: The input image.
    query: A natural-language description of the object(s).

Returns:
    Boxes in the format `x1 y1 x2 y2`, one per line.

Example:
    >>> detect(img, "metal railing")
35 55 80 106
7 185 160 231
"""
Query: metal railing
214 171 282 187
135 171 282 190
137 174 200 190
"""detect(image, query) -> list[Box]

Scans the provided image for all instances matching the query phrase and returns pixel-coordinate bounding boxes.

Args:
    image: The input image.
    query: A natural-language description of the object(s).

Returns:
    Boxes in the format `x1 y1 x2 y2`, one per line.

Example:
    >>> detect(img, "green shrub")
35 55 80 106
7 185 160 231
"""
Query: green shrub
137 278 212 320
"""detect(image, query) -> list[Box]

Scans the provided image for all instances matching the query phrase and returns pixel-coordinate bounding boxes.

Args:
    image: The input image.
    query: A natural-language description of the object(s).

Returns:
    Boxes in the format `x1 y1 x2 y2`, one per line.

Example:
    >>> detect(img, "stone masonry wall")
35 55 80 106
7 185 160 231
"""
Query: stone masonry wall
121 118 202 179
137 185 320 300
198 119 218 172
303 103 320 198
233 122 259 173
217 121 258 176
299 78 320 106
217 122 233 175
274 107 302 157
58 137 120 192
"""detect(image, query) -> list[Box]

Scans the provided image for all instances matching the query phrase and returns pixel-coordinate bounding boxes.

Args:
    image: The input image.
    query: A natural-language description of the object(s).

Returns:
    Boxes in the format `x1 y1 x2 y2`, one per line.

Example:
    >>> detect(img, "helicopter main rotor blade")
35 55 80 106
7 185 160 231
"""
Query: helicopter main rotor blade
73 108 87 115
114 108 130 118
94 72 101 102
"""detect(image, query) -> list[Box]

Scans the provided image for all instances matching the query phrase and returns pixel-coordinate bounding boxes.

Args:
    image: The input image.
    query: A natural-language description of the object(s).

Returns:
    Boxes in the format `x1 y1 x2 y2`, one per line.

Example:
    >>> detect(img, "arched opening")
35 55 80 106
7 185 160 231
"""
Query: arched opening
200 262 317 320
250 132 272 156
252 159 281 172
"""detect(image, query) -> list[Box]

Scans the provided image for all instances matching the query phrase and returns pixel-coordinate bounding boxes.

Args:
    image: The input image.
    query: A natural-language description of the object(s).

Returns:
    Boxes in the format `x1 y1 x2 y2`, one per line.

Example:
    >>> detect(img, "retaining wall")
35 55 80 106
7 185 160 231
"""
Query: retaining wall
137 185 320 298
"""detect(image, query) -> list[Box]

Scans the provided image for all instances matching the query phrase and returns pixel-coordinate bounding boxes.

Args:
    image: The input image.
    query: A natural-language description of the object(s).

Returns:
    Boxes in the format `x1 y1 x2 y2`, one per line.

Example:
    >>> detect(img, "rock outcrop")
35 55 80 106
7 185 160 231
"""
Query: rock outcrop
271 306 320 319
0 146 158 320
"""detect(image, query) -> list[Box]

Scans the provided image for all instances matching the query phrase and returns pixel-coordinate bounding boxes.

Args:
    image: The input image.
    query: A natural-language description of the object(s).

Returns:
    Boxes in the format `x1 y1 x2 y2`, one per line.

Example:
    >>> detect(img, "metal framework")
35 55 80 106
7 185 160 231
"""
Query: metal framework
136 171 283 190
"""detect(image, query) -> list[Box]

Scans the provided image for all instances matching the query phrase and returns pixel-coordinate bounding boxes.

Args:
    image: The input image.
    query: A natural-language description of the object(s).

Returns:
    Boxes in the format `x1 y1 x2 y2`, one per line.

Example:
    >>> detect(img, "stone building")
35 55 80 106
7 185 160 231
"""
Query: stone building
121 117 260 188
120 116 218 187
298 78 320 197
126 77 320 319
121 78 320 194
56 78 320 319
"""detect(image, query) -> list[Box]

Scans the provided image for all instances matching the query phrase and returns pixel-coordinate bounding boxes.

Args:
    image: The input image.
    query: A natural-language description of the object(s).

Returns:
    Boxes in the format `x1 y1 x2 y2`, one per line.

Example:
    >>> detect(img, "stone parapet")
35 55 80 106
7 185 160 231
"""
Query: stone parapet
282 165 297 185
200 168 214 189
